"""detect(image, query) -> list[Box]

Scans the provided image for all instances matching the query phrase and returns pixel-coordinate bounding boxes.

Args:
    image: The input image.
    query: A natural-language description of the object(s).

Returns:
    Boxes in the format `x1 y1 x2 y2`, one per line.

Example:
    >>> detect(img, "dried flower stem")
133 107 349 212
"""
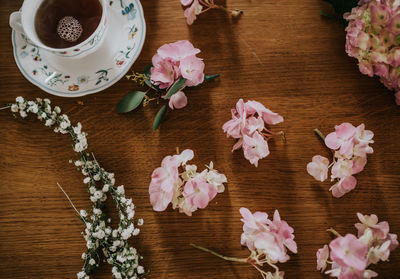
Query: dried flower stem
314 128 326 141
190 243 247 263
0 106 11 111
57 182 86 221
327 228 342 237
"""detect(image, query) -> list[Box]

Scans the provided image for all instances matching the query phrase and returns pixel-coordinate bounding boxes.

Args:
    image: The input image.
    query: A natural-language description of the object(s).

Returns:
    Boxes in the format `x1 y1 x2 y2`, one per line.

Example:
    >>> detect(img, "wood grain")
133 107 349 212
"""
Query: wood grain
1 0 400 278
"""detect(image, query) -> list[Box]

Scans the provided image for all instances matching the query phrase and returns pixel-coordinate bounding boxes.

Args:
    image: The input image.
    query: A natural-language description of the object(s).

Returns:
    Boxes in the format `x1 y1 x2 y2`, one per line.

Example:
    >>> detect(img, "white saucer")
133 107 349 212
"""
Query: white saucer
12 0 146 97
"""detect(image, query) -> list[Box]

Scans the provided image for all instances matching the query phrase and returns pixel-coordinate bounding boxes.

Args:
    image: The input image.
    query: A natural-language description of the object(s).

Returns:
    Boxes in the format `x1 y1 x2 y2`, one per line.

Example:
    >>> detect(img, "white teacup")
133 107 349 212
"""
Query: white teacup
9 0 108 59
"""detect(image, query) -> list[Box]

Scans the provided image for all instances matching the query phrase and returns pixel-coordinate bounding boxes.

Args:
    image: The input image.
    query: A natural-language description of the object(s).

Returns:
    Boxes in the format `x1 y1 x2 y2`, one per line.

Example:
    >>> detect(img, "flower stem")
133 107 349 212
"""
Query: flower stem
57 182 85 221
0 106 11 111
190 243 248 263
314 128 326 141
327 228 342 238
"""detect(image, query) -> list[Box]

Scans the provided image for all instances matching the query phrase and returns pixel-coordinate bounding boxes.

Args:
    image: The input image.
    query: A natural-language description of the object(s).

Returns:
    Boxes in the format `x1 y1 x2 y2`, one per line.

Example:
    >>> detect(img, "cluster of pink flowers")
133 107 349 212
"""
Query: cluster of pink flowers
150 40 205 110
344 0 400 105
307 123 374 197
180 0 242 25
316 213 398 278
149 149 227 216
240 208 297 278
222 99 284 167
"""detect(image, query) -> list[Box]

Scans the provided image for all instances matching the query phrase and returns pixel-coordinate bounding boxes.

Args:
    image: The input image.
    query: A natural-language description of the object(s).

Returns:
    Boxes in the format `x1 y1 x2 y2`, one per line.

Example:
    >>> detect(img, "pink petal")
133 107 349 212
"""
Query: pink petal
335 123 356 139
193 192 210 209
325 132 341 150
169 91 188 110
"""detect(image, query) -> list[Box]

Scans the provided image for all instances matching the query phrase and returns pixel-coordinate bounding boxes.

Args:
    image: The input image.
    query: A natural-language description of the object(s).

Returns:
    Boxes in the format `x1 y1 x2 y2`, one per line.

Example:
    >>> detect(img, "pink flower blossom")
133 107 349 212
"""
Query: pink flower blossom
240 207 269 231
307 155 329 182
180 55 205 86
183 177 217 209
316 245 329 272
223 99 283 167
169 91 188 110
150 58 179 89
180 0 193 6
267 210 297 254
157 40 200 61
325 123 357 156
184 0 203 25
329 234 368 271
149 149 226 215
355 213 390 240
242 133 270 167
329 176 357 198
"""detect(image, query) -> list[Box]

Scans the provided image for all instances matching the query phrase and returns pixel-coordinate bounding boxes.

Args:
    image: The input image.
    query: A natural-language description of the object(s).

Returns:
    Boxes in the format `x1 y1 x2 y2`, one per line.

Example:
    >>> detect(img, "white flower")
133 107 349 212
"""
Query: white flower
137 219 144 226
93 208 102 215
94 191 103 199
133 228 140 236
102 184 110 192
11 104 18 112
60 121 70 130
137 266 144 274
93 174 101 181
80 210 87 217
84 177 91 184
45 119 54 126
16 96 24 103
89 258 96 265
117 185 125 195
90 196 97 203
20 111 27 118
77 271 86 279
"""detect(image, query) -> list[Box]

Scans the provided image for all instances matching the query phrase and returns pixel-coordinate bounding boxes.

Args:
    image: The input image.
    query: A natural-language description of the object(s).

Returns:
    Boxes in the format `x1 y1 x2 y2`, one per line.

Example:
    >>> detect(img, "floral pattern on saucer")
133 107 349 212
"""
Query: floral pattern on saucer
12 0 145 97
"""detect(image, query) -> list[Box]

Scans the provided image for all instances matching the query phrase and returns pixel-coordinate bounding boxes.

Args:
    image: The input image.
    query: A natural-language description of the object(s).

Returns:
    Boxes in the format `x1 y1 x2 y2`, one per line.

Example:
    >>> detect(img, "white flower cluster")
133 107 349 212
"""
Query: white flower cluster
9 97 145 279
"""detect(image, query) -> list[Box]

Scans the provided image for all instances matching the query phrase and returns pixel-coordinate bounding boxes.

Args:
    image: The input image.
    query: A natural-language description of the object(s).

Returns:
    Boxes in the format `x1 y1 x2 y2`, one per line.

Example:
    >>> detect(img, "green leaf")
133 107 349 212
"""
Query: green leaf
204 73 220 82
153 105 167 131
116 91 146 113
164 78 187 99
142 65 152 76
323 0 358 22
142 65 159 91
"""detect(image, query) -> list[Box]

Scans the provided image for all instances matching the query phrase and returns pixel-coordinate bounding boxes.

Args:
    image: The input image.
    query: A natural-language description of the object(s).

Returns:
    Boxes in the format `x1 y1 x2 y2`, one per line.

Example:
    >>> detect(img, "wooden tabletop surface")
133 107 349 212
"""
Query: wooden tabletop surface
0 0 399 278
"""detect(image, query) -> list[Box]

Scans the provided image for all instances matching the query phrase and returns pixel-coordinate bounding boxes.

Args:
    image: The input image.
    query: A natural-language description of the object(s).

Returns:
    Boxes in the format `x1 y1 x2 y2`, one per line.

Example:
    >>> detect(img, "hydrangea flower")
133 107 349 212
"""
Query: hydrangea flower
223 99 284 167
149 149 227 216
316 213 398 278
192 208 297 278
344 0 400 104
307 123 374 197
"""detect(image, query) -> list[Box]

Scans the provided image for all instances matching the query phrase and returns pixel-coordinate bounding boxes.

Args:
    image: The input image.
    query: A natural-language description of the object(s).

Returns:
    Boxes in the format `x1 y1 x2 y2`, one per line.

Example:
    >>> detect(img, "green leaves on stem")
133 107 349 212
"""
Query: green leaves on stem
153 105 167 131
115 91 146 113
163 77 187 99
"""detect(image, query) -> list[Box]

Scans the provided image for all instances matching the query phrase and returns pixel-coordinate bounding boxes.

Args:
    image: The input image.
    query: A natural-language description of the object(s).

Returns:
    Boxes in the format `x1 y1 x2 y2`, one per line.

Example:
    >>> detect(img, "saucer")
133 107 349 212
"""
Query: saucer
12 0 146 97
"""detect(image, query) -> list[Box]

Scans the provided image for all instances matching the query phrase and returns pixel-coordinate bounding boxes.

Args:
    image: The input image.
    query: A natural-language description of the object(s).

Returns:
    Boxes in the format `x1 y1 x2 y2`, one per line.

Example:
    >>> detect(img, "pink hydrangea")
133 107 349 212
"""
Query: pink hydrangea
240 208 297 264
316 213 398 278
223 99 284 167
149 149 227 216
150 40 205 109
307 123 374 198
344 0 400 104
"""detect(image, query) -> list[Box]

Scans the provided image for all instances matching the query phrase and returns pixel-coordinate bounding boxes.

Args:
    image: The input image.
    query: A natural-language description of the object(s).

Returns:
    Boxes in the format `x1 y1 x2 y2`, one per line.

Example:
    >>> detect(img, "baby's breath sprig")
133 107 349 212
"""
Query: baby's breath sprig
4 97 145 279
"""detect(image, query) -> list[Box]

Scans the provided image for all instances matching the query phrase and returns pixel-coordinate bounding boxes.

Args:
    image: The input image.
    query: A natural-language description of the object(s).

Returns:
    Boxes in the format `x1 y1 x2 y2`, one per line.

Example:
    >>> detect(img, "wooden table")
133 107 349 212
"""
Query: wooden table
1 1 399 278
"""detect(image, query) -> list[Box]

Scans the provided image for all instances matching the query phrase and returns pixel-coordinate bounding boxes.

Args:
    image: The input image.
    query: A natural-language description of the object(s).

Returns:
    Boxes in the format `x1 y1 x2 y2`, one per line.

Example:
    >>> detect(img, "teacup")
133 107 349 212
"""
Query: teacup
9 0 108 59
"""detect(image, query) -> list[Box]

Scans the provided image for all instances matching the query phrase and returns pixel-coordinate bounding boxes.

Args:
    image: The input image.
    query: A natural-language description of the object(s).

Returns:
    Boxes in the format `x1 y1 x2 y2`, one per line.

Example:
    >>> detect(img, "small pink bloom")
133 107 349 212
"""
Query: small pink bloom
169 91 187 110
184 0 203 25
325 123 357 156
329 176 357 198
244 116 264 135
329 234 368 271
388 47 400 67
254 232 289 263
389 14 400 35
331 159 354 179
352 156 367 174
157 40 200 61
316 245 329 272
267 210 297 254
222 99 247 139
183 177 217 209
354 124 374 145
242 132 270 167
150 58 179 89
372 63 389 79
355 213 390 240
240 207 269 231
245 100 284 125
180 0 193 6
370 3 391 26
358 60 374 77
180 55 205 86
307 155 329 182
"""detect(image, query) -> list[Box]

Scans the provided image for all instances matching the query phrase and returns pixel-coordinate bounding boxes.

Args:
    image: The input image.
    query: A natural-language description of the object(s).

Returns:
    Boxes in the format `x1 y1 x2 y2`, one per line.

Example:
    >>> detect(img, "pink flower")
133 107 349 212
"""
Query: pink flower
388 47 400 67
254 232 289 263
150 58 179 89
372 63 389 78
354 124 374 145
329 176 357 198
329 234 368 271
169 91 188 110
355 213 390 240
389 14 400 35
316 245 329 272
331 159 353 179
180 55 205 86
245 100 284 125
157 40 200 61
149 156 180 211
267 210 297 254
370 3 391 26
352 156 367 174
183 176 217 209
184 0 203 25
307 155 329 182
180 0 193 6
242 133 270 167
222 99 247 139
358 60 374 77
325 123 357 157
240 207 269 231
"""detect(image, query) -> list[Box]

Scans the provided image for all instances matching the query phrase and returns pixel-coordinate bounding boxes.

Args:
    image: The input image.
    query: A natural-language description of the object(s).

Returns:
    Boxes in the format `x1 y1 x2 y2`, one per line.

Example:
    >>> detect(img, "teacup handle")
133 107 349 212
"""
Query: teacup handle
9 11 24 33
